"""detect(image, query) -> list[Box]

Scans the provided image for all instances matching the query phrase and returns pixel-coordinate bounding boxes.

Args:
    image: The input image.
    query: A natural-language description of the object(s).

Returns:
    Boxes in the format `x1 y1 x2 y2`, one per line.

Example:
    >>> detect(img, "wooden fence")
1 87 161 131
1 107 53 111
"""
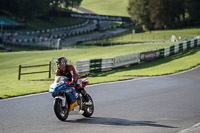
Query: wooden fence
18 62 51 80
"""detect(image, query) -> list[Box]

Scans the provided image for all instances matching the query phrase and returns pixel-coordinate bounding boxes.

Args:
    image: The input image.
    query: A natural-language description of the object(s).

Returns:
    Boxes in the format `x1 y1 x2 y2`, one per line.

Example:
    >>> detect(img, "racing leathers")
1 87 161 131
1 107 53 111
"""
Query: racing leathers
54 64 90 103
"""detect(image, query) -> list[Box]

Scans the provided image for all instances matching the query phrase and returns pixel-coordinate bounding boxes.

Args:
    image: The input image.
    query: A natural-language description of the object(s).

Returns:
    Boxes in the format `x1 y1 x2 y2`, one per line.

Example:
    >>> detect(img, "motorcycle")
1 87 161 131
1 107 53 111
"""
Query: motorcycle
49 77 94 121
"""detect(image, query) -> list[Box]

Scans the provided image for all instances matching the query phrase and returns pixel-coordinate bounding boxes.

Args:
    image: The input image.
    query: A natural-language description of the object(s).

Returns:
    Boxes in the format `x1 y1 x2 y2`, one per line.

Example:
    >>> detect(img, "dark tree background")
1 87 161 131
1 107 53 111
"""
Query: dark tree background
0 0 82 21
127 0 200 30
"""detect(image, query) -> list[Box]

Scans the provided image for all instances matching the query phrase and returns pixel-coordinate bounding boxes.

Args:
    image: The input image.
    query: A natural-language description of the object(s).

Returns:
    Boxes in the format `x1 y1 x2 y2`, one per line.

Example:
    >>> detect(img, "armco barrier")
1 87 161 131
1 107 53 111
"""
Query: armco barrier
183 41 187 50
164 39 195 57
13 24 97 44
164 46 170 57
179 43 183 51
170 45 175 55
76 58 113 76
140 49 165 62
76 60 90 75
187 41 191 49
90 59 102 72
101 58 113 71
140 51 157 62
76 36 200 76
113 53 139 68
158 48 165 58
9 20 89 37
174 44 179 54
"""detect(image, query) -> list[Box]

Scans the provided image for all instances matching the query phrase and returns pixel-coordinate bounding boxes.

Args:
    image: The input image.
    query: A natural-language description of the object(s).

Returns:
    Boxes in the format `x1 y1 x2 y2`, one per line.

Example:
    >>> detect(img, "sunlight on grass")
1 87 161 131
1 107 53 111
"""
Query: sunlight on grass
81 0 129 16
0 27 200 98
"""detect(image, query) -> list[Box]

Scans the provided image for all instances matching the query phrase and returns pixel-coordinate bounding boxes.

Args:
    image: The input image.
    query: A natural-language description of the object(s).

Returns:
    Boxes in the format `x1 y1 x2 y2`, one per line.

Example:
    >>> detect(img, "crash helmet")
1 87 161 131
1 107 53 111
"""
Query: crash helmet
56 57 67 69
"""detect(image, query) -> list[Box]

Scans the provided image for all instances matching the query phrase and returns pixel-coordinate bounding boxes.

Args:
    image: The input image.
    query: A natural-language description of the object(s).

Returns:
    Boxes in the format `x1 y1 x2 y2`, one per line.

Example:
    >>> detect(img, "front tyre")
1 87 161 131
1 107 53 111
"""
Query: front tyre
82 94 94 117
54 98 69 121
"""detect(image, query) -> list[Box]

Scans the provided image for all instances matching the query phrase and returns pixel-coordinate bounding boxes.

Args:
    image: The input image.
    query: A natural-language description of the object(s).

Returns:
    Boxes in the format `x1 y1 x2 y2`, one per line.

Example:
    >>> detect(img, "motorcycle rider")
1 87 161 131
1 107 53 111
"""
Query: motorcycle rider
54 57 92 105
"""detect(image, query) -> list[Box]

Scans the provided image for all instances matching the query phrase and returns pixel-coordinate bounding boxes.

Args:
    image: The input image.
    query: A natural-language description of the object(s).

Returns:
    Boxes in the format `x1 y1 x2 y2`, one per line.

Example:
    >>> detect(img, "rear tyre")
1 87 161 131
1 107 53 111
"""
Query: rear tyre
54 98 69 121
82 94 94 117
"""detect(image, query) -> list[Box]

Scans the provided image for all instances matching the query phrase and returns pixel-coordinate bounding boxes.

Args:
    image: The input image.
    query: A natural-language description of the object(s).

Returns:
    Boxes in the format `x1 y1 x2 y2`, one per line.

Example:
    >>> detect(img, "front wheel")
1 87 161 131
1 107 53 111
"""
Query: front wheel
82 94 94 117
54 98 69 121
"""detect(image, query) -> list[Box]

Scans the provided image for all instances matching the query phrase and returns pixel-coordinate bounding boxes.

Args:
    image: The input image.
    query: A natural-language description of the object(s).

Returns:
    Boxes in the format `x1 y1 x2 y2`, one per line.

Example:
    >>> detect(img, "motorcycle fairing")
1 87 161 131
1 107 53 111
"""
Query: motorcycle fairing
49 79 78 110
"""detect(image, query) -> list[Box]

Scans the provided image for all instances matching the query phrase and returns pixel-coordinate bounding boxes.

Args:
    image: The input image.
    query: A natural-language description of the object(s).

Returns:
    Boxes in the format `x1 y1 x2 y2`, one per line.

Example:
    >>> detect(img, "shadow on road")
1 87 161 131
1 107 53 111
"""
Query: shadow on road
66 117 177 128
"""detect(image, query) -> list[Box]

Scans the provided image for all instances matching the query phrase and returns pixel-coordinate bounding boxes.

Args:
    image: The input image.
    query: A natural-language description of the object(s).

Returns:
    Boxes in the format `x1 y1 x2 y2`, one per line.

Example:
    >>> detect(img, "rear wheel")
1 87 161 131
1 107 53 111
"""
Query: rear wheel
54 98 69 121
82 94 94 117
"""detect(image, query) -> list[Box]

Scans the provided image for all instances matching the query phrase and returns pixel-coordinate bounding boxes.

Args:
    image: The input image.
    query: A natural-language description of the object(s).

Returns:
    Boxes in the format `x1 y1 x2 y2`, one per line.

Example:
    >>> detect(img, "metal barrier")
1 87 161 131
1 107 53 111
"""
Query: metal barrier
76 58 113 76
18 62 51 80
76 37 200 76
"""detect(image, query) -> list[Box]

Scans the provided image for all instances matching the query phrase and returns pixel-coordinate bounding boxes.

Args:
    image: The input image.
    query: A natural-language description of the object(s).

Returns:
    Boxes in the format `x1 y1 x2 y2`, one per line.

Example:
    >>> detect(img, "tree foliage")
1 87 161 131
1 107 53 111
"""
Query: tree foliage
0 0 82 21
186 0 200 25
127 0 151 30
127 0 200 30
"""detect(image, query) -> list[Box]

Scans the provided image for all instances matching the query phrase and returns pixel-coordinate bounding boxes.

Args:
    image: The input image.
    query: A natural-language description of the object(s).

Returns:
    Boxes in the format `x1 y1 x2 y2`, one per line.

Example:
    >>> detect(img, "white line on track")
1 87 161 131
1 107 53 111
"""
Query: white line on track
0 77 150 102
1 65 200 133
166 65 200 77
179 122 200 133
0 92 49 102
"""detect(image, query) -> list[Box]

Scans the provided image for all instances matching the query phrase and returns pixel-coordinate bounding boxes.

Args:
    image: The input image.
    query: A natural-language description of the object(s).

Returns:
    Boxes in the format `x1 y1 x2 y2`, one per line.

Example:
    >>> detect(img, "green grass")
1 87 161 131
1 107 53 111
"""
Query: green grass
81 27 200 45
1 27 200 99
88 47 200 84
0 43 200 99
81 0 129 16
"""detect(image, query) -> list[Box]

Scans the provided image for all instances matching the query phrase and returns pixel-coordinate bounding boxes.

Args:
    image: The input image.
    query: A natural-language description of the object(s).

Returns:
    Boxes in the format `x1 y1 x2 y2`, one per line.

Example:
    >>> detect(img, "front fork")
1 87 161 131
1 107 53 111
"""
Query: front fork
55 95 66 107
78 93 83 109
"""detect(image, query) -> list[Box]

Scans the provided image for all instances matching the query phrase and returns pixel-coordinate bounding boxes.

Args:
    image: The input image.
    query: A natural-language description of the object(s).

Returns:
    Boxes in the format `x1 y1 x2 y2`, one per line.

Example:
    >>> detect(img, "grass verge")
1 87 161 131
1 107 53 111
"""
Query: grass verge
80 27 200 46
87 47 200 84
81 0 129 16
0 46 200 99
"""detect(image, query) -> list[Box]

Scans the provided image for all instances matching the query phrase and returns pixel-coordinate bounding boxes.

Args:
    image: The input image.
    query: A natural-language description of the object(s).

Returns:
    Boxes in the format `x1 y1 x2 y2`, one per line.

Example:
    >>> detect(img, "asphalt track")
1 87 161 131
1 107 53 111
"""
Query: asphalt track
0 66 200 133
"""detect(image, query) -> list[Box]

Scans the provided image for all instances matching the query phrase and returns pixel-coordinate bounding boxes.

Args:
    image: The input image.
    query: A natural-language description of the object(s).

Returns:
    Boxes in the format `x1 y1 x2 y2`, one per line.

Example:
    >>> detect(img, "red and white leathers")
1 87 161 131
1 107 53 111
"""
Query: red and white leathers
54 64 83 90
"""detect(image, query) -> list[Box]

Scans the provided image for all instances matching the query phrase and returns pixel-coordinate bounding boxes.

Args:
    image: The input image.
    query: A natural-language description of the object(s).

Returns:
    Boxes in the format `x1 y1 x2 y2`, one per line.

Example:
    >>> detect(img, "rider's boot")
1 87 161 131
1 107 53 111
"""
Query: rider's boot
84 94 92 105
80 89 92 105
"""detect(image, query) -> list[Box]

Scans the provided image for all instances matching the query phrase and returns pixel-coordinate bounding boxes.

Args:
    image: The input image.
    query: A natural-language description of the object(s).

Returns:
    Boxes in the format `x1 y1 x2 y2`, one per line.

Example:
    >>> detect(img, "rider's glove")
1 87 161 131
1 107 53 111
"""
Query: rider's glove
69 82 75 87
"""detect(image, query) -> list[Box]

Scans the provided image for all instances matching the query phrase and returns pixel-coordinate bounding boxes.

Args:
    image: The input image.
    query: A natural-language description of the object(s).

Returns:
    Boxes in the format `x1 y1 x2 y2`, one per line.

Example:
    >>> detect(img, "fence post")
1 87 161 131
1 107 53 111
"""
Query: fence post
49 61 51 78
18 65 21 80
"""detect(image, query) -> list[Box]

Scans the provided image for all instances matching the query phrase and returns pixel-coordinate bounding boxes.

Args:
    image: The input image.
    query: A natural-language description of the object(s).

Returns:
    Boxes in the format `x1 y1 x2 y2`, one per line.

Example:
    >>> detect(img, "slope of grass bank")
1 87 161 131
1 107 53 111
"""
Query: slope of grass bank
1 27 200 99
0 43 200 99
81 0 129 16
88 47 200 84
81 27 200 45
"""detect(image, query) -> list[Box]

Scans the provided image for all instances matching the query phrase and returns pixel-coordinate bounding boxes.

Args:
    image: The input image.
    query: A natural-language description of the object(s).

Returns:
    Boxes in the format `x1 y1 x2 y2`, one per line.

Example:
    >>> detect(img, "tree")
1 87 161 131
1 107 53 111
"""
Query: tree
0 0 51 21
186 0 200 25
128 0 187 30
127 0 151 30
149 0 185 29
49 0 83 11
0 0 82 21
149 0 166 29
